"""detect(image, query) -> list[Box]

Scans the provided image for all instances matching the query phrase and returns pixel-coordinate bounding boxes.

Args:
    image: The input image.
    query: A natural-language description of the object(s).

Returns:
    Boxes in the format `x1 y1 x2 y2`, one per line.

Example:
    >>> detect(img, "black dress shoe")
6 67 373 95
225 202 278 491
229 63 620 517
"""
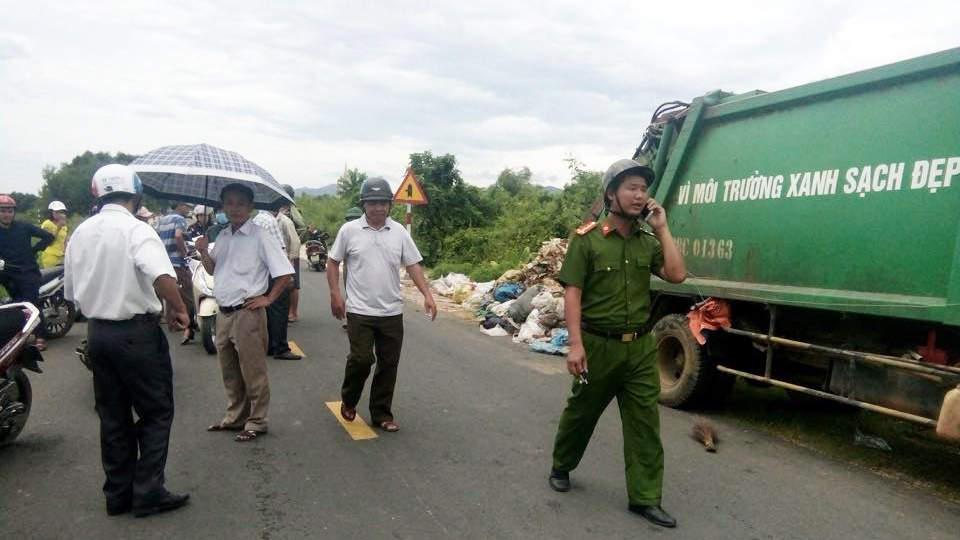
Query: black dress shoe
548 468 570 492
133 492 190 518
629 504 677 528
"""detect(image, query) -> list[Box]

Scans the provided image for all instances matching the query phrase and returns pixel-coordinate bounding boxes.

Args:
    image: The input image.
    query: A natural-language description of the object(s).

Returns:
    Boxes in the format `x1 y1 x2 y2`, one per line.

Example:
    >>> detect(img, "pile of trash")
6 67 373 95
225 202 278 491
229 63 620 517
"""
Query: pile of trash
430 238 571 356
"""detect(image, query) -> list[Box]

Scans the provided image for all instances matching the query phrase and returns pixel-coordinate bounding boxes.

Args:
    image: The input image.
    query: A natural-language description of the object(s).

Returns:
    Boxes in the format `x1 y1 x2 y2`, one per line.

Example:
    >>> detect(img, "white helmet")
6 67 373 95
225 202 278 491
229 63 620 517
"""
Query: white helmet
91 164 143 199
48 200 67 212
193 204 213 215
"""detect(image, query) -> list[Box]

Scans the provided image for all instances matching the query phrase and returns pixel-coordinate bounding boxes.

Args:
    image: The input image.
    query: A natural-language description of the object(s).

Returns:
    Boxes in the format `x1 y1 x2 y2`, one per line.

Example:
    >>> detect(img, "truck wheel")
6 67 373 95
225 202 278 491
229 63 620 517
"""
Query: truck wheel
200 316 217 355
0 369 32 447
653 313 734 408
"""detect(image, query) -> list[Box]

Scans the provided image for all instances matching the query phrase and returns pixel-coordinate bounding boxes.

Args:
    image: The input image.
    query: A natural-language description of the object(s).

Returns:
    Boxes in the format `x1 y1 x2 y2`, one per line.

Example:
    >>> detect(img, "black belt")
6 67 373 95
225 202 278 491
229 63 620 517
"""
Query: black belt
581 322 649 342
91 313 159 324
220 303 245 314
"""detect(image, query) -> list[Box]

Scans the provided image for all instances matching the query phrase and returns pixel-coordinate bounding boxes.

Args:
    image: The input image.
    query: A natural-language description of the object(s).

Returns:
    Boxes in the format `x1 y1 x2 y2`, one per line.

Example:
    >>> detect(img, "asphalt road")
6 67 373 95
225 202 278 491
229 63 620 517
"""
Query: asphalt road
2 267 959 540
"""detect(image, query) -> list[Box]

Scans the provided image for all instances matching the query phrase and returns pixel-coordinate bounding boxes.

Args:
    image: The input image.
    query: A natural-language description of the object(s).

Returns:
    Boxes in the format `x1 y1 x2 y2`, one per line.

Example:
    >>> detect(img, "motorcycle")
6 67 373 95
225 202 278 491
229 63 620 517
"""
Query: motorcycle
0 259 75 339
305 240 328 271
0 302 44 446
189 256 219 355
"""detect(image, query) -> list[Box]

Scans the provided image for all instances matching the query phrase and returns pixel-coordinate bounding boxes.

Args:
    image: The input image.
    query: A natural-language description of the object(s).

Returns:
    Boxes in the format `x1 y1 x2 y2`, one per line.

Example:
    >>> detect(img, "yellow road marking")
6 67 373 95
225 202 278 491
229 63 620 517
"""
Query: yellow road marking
288 340 305 358
325 401 378 440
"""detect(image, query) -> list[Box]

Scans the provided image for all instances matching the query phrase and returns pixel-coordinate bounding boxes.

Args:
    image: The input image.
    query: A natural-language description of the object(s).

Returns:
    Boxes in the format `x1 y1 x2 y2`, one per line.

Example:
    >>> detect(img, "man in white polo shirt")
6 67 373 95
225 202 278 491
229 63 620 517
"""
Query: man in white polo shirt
326 177 436 432
195 183 294 443
65 164 191 517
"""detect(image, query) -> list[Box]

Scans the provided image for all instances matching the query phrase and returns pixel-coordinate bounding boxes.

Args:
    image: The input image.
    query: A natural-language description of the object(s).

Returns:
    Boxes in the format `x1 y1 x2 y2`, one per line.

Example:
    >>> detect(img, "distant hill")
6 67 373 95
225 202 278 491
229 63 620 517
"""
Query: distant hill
542 186 562 195
295 184 338 197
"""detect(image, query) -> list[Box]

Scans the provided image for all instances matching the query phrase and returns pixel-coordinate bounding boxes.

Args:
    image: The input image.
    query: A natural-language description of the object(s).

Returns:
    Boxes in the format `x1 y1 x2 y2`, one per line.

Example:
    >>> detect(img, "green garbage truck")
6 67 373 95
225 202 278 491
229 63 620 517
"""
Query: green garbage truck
640 47 960 433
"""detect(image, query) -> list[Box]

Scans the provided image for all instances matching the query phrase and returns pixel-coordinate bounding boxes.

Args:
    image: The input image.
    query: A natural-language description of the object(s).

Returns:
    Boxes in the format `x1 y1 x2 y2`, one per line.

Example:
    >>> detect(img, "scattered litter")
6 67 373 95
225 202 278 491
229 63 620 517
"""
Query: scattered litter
480 326 509 337
514 309 547 343
491 300 515 317
530 340 568 355
854 428 892 451
431 273 472 296
494 282 523 302
550 328 569 347
507 285 542 324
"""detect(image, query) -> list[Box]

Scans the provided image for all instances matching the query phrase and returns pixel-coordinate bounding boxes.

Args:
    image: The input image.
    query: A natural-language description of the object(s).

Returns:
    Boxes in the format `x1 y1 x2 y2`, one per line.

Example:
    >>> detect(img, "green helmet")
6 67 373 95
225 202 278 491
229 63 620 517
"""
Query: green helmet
359 177 393 202
601 157 655 195
345 206 363 221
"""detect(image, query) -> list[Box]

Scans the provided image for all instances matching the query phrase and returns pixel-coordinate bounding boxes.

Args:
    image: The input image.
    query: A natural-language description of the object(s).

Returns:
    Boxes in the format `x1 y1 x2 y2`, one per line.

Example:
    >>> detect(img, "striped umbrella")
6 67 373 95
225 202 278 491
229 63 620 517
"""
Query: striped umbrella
130 143 293 209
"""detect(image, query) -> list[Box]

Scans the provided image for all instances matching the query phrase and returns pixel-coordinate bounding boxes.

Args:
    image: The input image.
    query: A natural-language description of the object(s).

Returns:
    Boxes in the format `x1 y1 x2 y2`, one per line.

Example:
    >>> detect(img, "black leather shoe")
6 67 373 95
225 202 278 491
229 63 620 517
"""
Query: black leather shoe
106 500 132 516
629 504 677 528
133 492 190 518
548 468 570 492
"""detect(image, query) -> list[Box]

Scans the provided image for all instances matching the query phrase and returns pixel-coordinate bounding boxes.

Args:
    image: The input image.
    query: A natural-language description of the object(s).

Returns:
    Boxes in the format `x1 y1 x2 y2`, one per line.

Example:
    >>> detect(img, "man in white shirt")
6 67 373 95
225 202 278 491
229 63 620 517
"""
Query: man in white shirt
279 201 303 323
326 177 437 433
195 184 294 442
64 164 191 518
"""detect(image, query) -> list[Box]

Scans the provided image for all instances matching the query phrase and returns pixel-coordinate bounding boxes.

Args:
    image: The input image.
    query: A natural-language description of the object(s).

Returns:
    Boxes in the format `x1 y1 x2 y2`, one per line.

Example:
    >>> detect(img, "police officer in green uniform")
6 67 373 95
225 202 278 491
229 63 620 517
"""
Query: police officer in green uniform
548 157 687 528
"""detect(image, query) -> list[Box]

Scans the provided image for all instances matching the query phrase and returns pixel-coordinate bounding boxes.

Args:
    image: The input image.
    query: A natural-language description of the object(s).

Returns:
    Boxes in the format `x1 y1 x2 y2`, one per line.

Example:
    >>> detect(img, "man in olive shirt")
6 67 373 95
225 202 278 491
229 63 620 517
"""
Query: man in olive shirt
549 158 687 528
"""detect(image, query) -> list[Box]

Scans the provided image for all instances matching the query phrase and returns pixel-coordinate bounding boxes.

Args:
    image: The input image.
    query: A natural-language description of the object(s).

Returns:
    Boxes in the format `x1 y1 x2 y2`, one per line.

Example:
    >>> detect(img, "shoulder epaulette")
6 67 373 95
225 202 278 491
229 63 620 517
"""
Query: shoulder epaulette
575 221 598 236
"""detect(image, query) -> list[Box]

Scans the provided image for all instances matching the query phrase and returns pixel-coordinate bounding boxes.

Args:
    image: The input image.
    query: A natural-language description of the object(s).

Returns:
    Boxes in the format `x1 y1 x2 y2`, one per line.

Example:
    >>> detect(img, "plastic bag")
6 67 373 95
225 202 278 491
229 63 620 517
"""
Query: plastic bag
507 285 542 324
494 282 523 302
513 309 546 343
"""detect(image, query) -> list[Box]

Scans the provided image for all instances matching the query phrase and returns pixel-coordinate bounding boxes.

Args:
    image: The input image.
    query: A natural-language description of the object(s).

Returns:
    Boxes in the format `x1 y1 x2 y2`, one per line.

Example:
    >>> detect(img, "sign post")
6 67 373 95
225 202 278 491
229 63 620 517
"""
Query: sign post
393 167 429 234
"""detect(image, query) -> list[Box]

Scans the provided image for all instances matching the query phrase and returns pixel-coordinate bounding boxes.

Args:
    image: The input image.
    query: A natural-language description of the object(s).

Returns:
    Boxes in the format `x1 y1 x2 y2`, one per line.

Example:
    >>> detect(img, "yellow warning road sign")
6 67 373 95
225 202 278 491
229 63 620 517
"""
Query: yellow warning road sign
394 168 429 205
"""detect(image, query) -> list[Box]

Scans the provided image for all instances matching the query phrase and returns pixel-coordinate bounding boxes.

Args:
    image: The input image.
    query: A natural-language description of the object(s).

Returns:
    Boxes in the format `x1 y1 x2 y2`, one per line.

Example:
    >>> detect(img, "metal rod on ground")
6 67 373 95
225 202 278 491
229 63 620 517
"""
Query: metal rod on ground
722 327 960 378
716 365 938 427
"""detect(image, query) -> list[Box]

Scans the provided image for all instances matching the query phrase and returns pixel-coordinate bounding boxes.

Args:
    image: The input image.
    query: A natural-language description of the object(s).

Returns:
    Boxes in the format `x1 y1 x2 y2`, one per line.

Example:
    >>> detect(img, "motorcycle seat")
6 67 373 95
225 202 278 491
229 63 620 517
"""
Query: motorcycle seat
40 266 64 284
0 307 25 344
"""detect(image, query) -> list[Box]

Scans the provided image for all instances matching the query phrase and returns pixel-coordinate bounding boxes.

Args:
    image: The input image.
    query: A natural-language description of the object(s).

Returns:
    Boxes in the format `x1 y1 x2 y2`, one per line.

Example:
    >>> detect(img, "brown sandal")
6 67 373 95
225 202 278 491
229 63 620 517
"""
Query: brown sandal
378 420 400 432
235 430 262 442
340 403 356 422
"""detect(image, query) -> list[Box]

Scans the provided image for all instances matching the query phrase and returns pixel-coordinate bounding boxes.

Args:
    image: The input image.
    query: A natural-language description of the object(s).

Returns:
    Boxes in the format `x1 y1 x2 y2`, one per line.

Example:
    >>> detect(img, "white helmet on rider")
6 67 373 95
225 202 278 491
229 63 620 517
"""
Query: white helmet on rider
91 164 143 199
47 200 67 212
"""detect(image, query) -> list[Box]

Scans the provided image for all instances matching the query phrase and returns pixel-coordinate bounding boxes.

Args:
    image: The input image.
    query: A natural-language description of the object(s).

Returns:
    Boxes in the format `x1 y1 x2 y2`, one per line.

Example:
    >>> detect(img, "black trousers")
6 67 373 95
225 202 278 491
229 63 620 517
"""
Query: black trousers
89 317 174 508
266 278 291 355
0 270 45 338
342 313 404 423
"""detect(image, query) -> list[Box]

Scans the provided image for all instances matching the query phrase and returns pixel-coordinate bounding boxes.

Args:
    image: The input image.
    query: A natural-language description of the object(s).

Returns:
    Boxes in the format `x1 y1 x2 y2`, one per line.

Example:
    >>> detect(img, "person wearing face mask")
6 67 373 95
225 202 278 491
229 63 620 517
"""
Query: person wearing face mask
547 158 687 528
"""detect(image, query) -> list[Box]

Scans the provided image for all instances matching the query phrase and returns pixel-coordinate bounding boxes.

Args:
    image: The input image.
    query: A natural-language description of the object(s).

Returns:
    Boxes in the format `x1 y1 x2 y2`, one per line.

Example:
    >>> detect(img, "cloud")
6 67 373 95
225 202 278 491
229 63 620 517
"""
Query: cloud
1 0 958 193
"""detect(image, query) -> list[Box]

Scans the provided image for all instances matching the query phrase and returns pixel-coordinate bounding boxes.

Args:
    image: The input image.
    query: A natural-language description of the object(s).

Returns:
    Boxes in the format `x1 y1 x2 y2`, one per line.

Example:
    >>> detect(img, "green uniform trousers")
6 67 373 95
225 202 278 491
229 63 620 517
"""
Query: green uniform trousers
552 331 663 505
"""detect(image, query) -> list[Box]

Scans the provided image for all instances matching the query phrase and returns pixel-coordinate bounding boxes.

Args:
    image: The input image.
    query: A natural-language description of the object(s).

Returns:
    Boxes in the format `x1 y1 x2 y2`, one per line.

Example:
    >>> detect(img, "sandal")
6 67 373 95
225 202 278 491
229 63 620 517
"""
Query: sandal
207 423 243 432
377 420 400 433
340 403 356 422
235 430 263 442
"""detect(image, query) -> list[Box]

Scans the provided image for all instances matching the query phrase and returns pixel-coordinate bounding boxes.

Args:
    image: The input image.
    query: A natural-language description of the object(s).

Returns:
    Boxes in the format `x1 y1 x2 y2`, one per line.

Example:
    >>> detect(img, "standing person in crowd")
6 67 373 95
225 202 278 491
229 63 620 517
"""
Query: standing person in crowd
156 201 197 345
39 200 69 268
64 164 191 517
206 211 229 242
326 177 437 433
253 202 300 360
0 194 54 350
281 185 306 322
188 204 213 239
278 201 301 324
548 158 687 528
136 206 154 224
195 184 293 442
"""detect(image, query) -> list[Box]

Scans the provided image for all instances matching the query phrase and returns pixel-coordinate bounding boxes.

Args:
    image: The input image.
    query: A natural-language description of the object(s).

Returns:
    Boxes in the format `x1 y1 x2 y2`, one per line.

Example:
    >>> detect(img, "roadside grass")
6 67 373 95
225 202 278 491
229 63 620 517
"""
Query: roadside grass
706 380 960 504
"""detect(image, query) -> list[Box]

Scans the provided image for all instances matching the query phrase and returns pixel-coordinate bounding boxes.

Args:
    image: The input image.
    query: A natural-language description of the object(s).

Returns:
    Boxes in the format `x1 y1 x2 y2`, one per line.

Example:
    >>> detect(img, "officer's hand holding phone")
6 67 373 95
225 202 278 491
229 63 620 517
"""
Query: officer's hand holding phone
567 343 588 378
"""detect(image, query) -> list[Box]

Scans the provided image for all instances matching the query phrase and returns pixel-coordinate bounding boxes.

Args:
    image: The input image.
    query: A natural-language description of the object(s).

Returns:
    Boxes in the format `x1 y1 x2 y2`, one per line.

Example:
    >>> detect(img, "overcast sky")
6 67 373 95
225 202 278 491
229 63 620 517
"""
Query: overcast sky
1 0 957 194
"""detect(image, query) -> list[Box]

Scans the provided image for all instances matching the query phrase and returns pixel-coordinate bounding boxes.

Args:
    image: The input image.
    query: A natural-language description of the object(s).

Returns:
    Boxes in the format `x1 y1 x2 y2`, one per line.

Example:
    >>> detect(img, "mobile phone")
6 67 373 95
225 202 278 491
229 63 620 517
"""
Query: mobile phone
640 205 652 222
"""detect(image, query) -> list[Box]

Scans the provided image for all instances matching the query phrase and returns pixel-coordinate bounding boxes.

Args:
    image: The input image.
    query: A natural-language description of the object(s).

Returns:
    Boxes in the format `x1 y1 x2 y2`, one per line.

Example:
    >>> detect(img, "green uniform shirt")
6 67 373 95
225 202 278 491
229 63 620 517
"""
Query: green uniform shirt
557 220 664 330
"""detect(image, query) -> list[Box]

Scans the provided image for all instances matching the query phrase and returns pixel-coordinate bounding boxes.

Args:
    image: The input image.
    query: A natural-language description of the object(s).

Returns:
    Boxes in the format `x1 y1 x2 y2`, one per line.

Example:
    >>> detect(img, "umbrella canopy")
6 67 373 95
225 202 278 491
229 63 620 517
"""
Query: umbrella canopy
130 143 294 210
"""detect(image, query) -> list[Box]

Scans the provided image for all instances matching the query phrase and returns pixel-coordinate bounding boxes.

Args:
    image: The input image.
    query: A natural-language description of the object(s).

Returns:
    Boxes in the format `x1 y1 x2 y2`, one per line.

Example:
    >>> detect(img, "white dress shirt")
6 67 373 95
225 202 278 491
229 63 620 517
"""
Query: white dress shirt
328 215 423 317
209 218 294 307
253 210 285 250
64 204 176 320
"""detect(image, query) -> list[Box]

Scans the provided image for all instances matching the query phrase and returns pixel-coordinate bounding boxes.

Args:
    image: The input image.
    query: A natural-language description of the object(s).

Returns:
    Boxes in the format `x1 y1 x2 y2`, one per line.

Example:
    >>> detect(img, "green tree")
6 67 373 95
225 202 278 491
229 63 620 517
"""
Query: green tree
409 151 493 266
40 151 138 216
494 166 532 196
9 192 38 213
337 168 367 207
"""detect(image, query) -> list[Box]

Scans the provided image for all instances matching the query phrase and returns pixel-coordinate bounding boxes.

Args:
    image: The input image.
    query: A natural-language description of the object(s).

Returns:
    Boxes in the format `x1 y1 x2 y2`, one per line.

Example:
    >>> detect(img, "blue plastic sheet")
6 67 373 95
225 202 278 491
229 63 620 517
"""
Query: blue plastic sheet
493 282 523 302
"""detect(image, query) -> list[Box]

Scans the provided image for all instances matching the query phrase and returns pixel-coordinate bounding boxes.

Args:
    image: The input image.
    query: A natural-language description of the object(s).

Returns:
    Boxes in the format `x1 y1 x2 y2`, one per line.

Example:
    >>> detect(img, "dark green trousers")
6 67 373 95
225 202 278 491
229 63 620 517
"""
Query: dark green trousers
552 331 664 505
342 313 404 424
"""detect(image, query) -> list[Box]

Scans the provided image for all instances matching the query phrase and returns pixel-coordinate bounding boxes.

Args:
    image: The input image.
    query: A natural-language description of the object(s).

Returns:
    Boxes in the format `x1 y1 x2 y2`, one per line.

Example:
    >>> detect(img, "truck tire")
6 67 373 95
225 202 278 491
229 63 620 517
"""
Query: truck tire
653 313 734 408
200 316 217 355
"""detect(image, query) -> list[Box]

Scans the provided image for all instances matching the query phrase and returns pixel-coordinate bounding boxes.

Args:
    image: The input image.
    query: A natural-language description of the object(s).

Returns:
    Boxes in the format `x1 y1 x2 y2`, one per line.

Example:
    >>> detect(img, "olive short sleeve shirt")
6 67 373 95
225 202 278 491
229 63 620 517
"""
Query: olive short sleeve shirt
557 220 664 330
